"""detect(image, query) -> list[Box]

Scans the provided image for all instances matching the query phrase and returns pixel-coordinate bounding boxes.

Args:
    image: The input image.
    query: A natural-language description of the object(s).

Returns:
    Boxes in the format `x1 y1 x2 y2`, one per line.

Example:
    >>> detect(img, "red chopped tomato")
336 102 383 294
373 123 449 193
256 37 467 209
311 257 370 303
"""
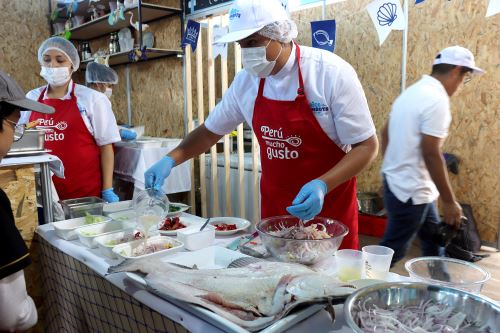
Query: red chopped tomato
214 223 237 231
160 216 186 231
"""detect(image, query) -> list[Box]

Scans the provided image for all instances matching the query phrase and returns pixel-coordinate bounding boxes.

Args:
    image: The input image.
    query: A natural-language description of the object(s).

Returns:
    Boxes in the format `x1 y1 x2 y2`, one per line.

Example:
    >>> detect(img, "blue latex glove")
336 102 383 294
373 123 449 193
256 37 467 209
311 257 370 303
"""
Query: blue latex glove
286 179 328 220
102 188 119 203
120 128 137 141
144 156 176 191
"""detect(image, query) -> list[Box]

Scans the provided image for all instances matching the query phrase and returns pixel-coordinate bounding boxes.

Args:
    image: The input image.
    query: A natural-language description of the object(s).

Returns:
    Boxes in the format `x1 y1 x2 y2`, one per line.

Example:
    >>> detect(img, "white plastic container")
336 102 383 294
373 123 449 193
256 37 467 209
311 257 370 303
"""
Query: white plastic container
103 200 133 216
95 229 140 258
108 209 137 222
53 216 112 240
177 225 215 251
112 235 183 260
76 220 136 248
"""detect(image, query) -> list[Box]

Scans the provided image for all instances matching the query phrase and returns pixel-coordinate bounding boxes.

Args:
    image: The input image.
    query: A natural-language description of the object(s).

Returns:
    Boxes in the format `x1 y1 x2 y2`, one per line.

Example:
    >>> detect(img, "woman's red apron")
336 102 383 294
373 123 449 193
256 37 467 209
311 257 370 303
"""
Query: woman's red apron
252 44 359 249
29 83 102 200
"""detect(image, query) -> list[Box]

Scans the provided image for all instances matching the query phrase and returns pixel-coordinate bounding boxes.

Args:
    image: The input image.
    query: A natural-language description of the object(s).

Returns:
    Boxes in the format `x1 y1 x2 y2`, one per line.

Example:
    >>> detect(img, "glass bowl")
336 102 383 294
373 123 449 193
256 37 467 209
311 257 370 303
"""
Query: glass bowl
405 256 491 293
256 215 348 265
344 282 500 333
132 189 170 234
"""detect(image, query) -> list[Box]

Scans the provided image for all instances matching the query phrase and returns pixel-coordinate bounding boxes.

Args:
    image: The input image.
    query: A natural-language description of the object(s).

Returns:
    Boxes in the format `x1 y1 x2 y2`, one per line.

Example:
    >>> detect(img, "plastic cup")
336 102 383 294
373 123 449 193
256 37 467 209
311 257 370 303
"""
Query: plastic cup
362 245 394 280
335 249 363 282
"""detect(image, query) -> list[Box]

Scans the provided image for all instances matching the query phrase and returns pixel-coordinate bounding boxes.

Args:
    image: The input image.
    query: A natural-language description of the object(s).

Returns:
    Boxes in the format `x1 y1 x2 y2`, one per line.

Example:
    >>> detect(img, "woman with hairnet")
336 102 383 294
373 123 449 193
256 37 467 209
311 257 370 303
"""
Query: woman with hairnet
145 0 378 249
86 61 136 141
21 37 121 203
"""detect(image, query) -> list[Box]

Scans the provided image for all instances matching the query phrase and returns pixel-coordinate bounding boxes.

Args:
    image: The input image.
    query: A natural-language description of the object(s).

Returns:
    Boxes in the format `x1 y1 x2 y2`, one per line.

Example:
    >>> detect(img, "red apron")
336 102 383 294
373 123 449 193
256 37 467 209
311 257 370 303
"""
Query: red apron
252 44 359 249
29 83 102 200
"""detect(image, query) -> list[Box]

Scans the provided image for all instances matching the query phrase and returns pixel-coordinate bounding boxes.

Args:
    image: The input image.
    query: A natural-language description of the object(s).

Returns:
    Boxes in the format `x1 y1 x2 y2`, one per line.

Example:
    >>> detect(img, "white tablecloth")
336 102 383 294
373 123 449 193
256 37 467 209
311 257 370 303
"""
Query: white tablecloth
36 213 367 333
114 140 191 194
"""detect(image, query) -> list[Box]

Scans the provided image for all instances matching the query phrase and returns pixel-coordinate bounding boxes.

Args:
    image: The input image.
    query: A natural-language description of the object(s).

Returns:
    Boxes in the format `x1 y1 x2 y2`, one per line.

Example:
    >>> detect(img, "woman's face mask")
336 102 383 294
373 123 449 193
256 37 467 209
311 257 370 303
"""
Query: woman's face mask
241 40 283 78
104 87 113 98
40 66 71 87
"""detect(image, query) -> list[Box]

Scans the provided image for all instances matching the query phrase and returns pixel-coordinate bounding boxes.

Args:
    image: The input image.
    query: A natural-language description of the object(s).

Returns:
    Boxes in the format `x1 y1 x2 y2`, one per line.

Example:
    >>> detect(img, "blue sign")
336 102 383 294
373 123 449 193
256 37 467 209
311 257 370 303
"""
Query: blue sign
181 20 201 51
311 20 336 53
415 0 425 3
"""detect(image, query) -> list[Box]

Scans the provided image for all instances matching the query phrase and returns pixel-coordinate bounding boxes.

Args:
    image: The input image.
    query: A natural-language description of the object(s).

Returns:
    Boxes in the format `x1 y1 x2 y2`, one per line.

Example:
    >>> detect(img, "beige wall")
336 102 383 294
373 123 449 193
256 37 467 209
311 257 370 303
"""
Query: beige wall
292 0 499 242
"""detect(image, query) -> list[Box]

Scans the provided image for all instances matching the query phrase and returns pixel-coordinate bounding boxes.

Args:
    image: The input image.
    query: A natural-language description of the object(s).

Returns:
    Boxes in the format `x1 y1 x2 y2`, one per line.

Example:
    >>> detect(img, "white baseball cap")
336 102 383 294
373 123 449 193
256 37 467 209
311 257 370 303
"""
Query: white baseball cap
433 45 485 75
215 0 289 44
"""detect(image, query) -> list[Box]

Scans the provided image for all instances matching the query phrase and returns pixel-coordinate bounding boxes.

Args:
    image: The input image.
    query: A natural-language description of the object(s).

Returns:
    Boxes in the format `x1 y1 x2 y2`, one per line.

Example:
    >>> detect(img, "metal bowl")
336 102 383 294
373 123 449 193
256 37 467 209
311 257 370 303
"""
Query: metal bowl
405 256 491 293
256 215 348 265
344 282 500 332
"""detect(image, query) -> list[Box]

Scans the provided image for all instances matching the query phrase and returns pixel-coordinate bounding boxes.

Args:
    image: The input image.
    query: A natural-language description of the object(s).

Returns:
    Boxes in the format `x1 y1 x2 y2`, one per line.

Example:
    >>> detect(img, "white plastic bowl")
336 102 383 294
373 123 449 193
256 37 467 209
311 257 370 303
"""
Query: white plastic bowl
177 225 215 251
103 200 133 215
108 209 137 222
53 216 111 240
112 235 183 260
95 229 141 258
76 220 136 248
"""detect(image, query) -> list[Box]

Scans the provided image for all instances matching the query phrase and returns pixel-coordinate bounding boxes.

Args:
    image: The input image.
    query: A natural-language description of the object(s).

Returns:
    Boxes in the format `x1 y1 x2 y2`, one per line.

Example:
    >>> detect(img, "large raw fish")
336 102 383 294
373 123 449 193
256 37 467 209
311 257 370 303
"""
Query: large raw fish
109 259 363 331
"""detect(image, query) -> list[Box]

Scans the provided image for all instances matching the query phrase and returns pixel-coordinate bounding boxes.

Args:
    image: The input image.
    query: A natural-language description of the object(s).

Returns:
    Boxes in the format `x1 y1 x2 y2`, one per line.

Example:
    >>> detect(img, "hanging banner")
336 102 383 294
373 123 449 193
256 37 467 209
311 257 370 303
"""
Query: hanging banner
486 0 500 17
311 20 336 52
366 0 405 45
181 19 201 51
280 0 290 14
415 0 425 4
213 26 228 59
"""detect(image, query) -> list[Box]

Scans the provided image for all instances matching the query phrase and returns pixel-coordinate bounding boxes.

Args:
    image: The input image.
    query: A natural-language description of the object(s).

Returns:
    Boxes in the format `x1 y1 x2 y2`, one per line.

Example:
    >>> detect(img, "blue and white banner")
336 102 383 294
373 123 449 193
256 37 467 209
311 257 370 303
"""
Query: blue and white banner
181 19 201 51
213 26 228 59
366 0 405 45
311 20 336 52
486 0 500 17
415 0 425 4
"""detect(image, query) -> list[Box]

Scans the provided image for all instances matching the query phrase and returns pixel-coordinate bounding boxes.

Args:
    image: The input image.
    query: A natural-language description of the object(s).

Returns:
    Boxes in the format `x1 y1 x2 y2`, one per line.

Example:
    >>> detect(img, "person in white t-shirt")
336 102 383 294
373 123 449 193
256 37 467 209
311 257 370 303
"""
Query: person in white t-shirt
144 0 378 249
380 46 484 264
21 37 121 203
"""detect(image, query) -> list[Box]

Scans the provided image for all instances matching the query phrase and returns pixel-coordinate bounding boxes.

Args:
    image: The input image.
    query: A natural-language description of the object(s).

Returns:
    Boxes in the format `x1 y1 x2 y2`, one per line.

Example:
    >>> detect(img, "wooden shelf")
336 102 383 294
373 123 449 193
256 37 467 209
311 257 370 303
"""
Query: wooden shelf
81 48 183 67
57 3 181 40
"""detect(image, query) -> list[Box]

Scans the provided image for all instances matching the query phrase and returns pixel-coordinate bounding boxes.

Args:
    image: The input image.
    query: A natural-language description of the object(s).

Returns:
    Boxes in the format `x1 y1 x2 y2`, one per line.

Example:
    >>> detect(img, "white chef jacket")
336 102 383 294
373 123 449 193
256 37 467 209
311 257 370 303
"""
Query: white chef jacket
381 75 451 204
204 44 375 153
20 81 121 146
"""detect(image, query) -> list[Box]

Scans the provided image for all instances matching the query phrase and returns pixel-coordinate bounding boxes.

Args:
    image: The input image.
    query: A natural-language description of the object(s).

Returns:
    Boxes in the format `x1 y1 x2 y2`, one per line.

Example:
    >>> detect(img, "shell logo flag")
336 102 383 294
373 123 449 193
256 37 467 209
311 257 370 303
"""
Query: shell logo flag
366 0 406 45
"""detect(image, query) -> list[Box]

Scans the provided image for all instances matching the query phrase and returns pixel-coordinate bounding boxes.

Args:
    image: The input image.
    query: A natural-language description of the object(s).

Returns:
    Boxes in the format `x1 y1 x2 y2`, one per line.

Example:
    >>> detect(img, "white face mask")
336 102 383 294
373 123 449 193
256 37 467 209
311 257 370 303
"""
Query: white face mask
40 66 71 87
104 87 113 98
242 40 282 78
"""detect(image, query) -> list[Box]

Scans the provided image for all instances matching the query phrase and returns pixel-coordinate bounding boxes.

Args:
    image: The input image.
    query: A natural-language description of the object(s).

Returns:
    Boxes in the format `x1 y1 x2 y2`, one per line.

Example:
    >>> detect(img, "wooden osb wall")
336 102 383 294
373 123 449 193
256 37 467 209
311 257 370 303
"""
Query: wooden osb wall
0 0 50 91
292 0 499 242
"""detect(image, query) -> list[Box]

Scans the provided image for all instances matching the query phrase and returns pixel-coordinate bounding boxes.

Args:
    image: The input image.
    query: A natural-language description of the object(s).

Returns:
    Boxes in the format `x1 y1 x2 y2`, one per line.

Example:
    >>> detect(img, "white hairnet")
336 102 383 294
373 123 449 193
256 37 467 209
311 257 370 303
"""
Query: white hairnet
257 20 298 43
38 37 80 71
85 62 119 85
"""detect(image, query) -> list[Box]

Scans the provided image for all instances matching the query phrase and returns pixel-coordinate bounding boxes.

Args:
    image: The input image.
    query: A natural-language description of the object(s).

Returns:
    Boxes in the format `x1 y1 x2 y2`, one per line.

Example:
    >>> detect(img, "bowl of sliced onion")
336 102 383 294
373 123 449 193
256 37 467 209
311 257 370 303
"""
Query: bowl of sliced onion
256 215 348 265
344 282 500 333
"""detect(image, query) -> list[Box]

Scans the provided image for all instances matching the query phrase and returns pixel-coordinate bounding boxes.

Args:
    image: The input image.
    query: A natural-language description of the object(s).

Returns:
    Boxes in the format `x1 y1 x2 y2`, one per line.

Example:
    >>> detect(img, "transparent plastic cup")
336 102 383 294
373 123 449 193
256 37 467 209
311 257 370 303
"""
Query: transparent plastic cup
336 249 363 282
362 245 394 280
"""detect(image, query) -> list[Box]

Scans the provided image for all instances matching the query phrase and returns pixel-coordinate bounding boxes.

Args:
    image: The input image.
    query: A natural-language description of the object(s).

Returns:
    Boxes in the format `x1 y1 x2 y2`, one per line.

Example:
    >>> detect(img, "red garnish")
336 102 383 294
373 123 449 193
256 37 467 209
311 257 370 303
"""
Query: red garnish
214 223 237 231
160 216 186 231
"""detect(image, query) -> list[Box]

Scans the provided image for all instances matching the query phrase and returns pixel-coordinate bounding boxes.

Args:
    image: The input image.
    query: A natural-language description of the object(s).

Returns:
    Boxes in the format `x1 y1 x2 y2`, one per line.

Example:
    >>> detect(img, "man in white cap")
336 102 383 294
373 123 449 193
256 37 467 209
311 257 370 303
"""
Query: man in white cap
145 0 378 249
380 46 484 264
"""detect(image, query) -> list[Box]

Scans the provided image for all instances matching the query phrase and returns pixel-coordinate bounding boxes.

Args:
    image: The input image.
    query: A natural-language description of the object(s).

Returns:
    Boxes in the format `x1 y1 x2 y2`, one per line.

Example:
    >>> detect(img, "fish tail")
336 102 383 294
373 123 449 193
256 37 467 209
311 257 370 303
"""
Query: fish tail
107 257 161 275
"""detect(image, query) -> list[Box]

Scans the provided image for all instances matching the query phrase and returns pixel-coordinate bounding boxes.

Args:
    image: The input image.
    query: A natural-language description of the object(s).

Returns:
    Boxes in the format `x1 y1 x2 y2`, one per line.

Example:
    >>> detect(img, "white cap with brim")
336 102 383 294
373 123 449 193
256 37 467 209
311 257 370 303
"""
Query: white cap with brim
215 0 290 44
0 70 54 114
433 45 485 75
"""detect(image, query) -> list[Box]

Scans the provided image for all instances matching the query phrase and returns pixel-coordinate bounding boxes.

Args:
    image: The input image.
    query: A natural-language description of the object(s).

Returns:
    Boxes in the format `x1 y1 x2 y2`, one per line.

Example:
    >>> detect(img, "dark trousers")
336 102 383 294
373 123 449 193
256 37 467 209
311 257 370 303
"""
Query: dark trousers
380 178 444 265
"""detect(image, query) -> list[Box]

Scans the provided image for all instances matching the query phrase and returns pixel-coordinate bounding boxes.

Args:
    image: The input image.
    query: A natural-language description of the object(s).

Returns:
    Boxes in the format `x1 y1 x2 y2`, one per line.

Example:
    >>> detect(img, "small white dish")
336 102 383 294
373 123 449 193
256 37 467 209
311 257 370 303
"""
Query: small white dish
95 229 142 258
53 216 112 240
177 225 215 251
208 217 252 236
103 200 133 215
108 209 137 222
166 202 190 217
112 235 183 260
158 215 202 236
76 220 136 248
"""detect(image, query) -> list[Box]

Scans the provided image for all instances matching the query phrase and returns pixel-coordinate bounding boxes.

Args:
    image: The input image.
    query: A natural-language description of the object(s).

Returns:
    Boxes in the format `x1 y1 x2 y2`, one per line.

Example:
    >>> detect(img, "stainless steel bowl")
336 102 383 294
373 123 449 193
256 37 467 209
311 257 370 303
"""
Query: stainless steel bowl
344 282 500 332
256 215 348 265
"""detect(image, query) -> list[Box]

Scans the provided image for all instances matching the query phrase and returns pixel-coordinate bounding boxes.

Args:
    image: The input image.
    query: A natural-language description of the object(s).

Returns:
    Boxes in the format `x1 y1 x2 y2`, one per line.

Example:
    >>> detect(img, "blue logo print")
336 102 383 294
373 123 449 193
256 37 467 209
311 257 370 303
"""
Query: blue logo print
229 8 241 20
310 101 329 112
377 3 398 26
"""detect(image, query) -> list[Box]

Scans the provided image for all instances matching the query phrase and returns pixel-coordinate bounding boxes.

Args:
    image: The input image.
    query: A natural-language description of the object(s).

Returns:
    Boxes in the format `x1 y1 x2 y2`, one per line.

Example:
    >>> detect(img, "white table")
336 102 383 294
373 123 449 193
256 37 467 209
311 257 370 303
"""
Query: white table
1 153 63 223
35 214 372 333
114 139 191 194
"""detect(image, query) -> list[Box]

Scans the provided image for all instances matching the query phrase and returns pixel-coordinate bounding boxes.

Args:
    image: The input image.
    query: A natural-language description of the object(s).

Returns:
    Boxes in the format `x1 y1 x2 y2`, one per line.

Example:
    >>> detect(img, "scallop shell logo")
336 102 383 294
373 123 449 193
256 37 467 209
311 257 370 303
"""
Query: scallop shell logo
377 2 398 26
313 30 334 46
